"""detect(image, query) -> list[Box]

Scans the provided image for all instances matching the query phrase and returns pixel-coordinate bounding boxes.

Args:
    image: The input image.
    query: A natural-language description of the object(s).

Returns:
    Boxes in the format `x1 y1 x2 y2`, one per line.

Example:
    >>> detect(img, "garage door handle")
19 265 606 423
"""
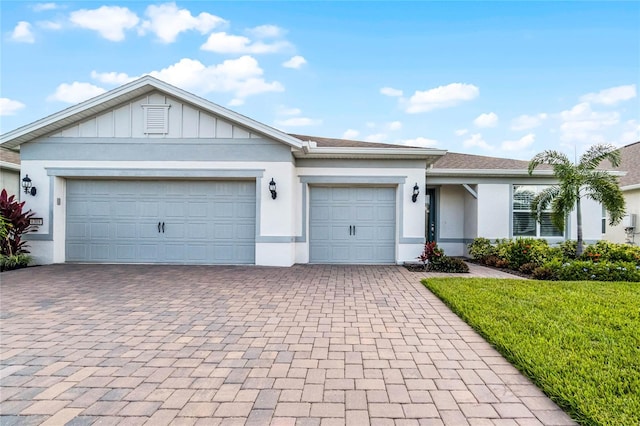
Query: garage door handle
162 222 165 233
353 226 356 235
349 225 352 235
158 222 161 233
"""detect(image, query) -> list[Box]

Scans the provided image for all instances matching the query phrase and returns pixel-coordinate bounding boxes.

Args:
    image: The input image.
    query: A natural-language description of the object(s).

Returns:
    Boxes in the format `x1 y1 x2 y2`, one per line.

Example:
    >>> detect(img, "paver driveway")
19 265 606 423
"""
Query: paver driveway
0 264 574 425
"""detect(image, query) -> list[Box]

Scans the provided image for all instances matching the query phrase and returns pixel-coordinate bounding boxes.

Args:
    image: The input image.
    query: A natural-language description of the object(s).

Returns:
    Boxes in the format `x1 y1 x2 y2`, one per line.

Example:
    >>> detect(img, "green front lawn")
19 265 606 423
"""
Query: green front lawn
422 278 640 426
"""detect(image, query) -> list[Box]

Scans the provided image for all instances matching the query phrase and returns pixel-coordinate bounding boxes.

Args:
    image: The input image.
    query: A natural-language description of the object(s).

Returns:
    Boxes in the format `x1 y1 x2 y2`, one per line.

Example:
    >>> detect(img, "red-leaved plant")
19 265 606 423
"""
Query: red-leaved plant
417 241 443 269
0 189 35 256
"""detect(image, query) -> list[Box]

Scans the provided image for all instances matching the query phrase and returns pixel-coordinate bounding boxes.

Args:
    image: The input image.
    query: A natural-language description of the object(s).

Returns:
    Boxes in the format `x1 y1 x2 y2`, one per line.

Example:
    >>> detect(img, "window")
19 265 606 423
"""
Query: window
142 104 170 134
512 185 563 238
602 205 606 234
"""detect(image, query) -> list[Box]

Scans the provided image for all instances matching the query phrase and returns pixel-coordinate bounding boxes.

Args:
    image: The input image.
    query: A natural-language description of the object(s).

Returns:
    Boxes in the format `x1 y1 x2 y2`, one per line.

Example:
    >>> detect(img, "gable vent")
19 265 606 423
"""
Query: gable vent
142 104 170 134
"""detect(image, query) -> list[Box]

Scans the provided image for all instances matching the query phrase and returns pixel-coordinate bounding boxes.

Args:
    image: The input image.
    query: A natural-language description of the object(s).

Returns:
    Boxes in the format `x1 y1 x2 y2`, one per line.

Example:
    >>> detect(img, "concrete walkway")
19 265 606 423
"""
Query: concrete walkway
0 264 573 425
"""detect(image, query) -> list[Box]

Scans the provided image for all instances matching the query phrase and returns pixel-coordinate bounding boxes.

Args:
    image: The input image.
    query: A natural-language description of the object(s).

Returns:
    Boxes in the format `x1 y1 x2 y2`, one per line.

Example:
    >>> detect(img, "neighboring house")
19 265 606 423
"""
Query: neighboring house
0 146 21 197
426 152 606 256
0 76 445 266
605 141 640 244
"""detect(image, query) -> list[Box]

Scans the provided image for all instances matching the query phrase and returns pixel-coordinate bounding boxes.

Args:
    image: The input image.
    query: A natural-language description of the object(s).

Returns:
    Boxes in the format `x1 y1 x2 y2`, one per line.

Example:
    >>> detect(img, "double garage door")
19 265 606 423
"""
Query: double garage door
309 187 396 264
66 180 256 264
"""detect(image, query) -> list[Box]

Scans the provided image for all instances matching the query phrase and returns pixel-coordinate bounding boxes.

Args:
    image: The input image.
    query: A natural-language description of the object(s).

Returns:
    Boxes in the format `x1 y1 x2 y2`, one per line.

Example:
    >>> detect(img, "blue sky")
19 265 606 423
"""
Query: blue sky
1 1 638 159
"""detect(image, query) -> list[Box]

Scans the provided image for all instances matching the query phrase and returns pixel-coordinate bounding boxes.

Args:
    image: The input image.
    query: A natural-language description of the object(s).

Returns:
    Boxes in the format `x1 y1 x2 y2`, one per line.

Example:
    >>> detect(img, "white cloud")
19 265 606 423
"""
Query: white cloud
397 137 438 148
11 21 35 43
365 133 388 143
0 98 26 116
405 83 479 113
201 32 290 54
275 117 321 127
90 70 136 85
37 20 62 30
32 3 59 12
139 2 226 43
511 113 548 131
47 82 106 103
277 106 302 116
148 56 284 100
501 133 535 152
473 112 498 128
463 133 494 151
380 87 403 97
580 84 637 106
455 129 468 136
247 25 285 39
620 119 640 145
70 6 139 41
282 55 306 69
388 121 402 131
559 102 619 142
228 98 244 106
342 129 360 139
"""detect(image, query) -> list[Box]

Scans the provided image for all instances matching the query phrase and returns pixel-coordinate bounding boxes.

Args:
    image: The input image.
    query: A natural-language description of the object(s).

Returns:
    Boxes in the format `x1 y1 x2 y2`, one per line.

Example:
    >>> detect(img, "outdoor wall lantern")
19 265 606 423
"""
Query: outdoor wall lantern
22 175 37 196
269 178 277 199
411 183 419 203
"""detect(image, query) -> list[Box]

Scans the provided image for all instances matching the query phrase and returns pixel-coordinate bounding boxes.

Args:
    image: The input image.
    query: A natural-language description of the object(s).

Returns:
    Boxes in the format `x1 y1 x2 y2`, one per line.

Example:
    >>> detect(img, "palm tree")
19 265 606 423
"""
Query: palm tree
528 143 625 257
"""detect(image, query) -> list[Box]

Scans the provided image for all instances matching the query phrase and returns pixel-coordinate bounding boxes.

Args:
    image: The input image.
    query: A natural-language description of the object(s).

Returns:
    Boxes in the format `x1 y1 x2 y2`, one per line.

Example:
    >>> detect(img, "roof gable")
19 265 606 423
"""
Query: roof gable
0 76 303 149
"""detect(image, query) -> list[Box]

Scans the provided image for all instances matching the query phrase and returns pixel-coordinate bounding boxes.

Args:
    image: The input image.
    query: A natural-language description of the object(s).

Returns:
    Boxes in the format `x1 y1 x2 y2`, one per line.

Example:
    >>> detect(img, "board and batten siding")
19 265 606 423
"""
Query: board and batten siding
49 91 262 140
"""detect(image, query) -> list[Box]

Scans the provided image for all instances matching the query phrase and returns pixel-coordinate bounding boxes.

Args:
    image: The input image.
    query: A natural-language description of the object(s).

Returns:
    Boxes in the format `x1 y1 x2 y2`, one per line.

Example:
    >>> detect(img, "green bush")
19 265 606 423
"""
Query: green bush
502 238 550 269
554 260 640 282
430 256 469 273
582 240 640 264
467 237 497 262
557 240 578 260
0 253 31 272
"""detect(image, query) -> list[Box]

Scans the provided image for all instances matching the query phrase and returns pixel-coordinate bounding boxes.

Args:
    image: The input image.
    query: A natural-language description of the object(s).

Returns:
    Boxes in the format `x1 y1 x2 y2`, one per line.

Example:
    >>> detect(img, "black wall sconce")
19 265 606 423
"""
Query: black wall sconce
269 178 277 199
411 183 419 203
22 174 37 196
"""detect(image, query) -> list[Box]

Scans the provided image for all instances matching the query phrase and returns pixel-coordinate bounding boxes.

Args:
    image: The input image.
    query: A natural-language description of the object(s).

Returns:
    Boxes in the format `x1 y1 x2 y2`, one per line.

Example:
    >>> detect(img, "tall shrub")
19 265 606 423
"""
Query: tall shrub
0 189 35 256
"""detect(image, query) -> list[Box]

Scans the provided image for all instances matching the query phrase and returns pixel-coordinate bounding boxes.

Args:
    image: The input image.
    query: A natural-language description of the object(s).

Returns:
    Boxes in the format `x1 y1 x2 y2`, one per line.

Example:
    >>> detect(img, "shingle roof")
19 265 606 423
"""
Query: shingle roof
0 147 20 165
430 152 533 170
289 134 419 149
614 141 640 187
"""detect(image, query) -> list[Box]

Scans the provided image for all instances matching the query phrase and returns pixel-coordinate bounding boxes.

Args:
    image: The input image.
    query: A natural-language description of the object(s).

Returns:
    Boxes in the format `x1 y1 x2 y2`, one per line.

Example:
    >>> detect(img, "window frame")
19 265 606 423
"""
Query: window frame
512 185 564 239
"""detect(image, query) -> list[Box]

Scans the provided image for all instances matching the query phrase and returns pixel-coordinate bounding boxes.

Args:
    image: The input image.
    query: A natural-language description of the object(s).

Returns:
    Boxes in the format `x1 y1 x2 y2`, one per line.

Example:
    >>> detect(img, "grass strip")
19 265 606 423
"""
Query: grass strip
422 278 640 426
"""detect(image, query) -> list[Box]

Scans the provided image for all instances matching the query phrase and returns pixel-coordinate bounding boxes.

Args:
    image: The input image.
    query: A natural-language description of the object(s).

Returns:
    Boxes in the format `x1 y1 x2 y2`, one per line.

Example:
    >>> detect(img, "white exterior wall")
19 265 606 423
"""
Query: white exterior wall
605 188 640 244
437 185 465 256
476 184 511 239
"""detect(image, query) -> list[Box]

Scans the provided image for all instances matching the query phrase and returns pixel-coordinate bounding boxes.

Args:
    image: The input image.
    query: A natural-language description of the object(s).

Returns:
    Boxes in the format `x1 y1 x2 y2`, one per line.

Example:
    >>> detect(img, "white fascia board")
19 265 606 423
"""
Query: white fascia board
0 75 303 150
0 161 20 171
622 183 640 191
295 146 447 160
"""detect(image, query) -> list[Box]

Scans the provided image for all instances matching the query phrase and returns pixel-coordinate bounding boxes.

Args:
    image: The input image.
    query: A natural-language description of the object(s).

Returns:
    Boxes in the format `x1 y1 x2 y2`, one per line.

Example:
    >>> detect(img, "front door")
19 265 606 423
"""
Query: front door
426 188 437 243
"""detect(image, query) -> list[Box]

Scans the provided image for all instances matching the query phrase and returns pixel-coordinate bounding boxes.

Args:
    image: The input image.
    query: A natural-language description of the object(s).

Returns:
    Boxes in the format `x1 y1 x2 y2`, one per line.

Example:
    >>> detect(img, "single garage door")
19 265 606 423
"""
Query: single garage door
309 186 396 263
66 180 255 264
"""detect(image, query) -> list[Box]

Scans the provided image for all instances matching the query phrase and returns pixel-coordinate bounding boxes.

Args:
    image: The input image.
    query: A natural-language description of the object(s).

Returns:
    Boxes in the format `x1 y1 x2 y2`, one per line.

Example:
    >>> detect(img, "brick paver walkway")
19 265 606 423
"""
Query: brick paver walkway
0 264 574 425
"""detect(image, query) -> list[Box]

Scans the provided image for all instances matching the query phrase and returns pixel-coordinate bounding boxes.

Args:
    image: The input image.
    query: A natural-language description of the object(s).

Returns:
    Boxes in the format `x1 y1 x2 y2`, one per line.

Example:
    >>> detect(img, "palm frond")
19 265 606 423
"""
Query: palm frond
583 172 627 225
530 186 560 222
528 150 570 175
579 143 621 170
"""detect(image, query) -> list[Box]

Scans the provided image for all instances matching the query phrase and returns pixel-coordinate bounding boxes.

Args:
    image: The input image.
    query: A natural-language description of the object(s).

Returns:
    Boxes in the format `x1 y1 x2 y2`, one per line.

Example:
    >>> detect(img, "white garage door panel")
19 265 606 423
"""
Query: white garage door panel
66 180 256 264
309 187 396 264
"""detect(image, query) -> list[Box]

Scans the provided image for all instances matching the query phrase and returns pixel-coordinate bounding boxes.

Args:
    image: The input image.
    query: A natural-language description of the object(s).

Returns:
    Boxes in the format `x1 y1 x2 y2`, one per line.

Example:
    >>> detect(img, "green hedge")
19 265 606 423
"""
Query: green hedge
468 238 640 282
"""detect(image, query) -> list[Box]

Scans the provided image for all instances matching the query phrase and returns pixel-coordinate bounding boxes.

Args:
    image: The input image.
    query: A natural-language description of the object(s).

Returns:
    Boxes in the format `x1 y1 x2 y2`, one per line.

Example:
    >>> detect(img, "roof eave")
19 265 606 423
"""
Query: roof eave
621 183 640 191
294 147 447 162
